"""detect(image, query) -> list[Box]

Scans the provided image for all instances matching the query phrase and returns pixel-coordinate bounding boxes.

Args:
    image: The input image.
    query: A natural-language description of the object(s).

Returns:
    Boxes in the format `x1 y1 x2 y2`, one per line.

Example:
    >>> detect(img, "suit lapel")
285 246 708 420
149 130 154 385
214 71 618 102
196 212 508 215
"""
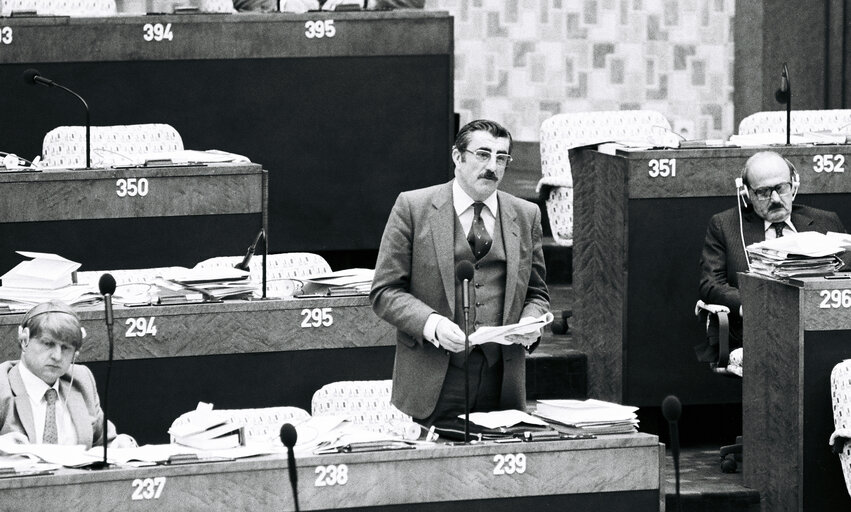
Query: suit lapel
743 209 766 245
791 209 816 230
429 183 457 317
60 374 93 447
499 193 521 322
9 365 36 443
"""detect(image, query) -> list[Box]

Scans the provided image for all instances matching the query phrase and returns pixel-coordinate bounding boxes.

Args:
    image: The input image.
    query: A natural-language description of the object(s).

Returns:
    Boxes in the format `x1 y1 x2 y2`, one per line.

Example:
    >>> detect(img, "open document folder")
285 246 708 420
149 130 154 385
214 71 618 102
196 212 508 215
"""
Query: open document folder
469 312 554 345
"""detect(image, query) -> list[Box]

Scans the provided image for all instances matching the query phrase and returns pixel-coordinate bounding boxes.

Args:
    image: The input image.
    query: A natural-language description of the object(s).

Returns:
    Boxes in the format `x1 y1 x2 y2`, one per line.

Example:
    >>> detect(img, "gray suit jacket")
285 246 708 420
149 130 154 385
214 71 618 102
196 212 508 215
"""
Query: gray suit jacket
0 360 117 448
370 181 550 419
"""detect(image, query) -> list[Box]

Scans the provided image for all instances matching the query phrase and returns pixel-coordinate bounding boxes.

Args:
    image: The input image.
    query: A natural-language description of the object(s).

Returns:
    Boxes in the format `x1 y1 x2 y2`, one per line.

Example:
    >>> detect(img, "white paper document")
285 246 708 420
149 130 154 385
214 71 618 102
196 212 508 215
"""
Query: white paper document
469 312 554 345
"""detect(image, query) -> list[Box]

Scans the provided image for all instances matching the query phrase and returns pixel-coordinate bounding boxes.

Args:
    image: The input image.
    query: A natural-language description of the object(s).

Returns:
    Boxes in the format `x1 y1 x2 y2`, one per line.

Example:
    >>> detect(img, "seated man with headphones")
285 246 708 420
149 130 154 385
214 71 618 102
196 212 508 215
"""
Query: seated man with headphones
697 150 846 362
0 300 135 448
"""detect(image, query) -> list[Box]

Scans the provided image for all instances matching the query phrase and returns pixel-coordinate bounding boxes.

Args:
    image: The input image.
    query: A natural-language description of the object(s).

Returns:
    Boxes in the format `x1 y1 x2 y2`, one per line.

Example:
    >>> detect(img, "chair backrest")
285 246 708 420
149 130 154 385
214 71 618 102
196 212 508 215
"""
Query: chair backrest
42 123 184 169
170 406 311 447
738 109 851 135
539 110 676 246
831 359 851 498
194 252 332 297
1 0 116 16
199 0 236 12
311 380 419 440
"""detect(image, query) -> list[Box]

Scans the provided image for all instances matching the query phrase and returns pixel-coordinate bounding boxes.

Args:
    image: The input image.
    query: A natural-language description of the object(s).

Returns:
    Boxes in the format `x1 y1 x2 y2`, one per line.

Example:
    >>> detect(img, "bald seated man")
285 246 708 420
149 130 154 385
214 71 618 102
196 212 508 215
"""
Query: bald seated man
0 300 136 448
697 151 846 362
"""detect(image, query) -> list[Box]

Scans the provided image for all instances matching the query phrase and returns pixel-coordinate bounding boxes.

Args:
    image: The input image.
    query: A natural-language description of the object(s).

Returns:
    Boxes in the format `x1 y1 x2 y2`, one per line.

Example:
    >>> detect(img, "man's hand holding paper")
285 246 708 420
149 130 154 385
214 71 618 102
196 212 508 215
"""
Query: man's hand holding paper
469 312 554 347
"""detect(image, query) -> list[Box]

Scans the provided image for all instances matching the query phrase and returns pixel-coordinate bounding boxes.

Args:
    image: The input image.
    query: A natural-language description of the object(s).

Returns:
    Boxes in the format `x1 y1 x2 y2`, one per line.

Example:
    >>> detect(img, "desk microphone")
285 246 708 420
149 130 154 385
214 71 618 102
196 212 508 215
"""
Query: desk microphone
774 63 791 145
280 423 300 511
455 260 475 443
93 273 117 470
234 228 265 272
23 68 92 169
662 395 683 512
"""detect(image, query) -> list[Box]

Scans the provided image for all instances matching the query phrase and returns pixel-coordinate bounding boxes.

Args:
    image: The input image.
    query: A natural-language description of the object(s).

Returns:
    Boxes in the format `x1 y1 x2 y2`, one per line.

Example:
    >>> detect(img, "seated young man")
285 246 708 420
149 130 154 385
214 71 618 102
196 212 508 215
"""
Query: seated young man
0 300 135 448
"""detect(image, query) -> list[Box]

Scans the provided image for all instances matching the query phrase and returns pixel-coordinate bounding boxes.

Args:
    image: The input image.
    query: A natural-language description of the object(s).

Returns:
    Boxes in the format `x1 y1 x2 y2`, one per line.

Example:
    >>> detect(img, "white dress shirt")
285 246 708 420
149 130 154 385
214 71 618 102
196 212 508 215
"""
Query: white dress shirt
763 218 797 240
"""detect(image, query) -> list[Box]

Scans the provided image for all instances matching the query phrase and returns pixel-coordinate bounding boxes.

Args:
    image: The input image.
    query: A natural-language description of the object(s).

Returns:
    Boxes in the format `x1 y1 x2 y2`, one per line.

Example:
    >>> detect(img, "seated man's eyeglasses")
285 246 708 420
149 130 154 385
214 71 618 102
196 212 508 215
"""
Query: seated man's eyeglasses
750 182 792 201
465 149 512 168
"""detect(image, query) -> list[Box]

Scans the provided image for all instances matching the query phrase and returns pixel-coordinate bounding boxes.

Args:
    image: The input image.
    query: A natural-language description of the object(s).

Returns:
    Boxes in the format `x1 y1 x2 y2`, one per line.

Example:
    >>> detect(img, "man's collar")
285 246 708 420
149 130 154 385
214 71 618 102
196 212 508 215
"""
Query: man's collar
763 217 796 232
452 179 498 216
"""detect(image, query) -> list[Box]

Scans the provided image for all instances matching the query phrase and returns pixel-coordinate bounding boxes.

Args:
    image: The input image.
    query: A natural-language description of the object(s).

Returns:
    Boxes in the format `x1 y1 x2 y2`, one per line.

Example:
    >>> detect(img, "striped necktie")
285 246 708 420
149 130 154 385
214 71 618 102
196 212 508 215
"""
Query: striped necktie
771 222 785 238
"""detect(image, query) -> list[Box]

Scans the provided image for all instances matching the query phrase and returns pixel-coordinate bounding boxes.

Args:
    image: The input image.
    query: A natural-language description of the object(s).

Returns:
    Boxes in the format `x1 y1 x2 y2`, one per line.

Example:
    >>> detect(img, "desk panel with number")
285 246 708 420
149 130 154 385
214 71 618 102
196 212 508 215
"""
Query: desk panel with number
0 163 265 222
0 434 663 511
572 144 851 406
741 274 851 511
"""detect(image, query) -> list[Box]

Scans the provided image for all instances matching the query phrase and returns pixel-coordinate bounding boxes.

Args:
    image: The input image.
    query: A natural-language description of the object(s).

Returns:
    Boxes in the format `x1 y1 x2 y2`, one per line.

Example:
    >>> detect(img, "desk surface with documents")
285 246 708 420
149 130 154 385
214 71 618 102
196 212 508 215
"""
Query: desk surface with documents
0 433 662 511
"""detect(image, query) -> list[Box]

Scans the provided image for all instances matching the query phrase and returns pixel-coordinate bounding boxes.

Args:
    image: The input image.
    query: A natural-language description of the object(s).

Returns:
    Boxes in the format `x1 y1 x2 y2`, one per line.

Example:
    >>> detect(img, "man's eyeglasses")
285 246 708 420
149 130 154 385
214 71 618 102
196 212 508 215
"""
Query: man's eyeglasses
464 149 512 168
750 182 793 201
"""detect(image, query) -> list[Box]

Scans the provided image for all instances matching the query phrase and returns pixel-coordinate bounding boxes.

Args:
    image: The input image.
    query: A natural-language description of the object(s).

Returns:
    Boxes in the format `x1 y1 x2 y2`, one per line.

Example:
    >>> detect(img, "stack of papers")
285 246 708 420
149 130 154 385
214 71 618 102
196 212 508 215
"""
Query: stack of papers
533 399 639 435
728 132 849 146
296 268 374 297
469 312 554 345
746 231 846 279
0 252 80 290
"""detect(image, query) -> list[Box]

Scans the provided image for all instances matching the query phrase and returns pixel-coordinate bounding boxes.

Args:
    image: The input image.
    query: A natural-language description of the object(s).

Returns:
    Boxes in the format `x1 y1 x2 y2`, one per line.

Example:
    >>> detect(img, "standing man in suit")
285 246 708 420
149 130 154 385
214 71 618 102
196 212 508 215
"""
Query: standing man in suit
0 300 135 448
697 151 846 361
371 119 550 427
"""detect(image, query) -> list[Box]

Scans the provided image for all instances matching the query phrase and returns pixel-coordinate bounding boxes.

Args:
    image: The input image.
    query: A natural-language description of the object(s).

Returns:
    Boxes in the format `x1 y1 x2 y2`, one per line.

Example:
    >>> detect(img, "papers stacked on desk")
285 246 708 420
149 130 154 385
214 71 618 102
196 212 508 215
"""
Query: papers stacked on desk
746 231 846 279
296 268 374 297
533 399 639 435
0 251 80 290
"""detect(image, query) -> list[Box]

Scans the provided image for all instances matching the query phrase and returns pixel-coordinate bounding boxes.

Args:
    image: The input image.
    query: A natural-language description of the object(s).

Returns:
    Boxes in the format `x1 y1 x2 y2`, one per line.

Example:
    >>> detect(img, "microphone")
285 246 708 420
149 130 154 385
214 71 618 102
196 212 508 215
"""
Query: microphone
774 63 791 144
662 395 683 512
455 260 475 443
92 273 118 470
280 423 300 512
455 260 474 311
23 68 92 169
99 273 116 327
774 64 790 104
234 228 265 272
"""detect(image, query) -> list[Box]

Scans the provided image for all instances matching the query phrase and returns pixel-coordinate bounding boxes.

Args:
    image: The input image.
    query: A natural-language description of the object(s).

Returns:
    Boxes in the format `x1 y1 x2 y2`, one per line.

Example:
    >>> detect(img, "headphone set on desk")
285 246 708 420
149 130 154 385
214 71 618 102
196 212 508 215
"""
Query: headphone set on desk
0 152 40 170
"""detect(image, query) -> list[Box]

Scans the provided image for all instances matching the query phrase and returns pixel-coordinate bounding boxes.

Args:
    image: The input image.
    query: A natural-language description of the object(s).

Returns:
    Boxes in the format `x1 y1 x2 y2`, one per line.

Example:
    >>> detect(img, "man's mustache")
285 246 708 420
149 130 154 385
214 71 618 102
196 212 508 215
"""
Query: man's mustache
480 171 498 181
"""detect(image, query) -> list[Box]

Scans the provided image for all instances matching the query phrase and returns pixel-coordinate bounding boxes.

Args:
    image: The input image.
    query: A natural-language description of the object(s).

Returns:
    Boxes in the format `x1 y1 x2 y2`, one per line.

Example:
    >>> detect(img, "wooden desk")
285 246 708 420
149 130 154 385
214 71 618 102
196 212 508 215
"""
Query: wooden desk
0 434 663 511
0 297 395 445
741 273 851 511
0 11 453 270
0 163 266 222
0 296 392 362
572 144 851 407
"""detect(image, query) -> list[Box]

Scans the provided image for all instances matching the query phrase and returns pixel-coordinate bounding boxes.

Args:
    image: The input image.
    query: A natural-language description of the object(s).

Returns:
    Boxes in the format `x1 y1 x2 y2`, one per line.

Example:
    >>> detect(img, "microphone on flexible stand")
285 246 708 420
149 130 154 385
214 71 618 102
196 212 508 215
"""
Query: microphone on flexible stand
91 273 117 469
280 423 300 512
662 395 683 512
774 62 791 145
233 228 264 272
23 68 91 169
455 260 475 443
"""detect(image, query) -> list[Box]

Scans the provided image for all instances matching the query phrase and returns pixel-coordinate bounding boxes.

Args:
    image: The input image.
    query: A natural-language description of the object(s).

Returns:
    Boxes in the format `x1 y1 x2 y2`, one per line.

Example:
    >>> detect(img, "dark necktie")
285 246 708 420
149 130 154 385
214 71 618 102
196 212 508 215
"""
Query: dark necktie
43 388 58 444
467 202 492 260
771 222 785 238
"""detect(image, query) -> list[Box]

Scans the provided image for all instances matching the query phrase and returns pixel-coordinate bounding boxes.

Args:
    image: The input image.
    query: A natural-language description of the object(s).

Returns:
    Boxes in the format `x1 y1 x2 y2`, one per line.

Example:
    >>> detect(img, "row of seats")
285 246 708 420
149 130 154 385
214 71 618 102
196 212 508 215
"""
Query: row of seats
169 380 415 446
538 108 851 248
